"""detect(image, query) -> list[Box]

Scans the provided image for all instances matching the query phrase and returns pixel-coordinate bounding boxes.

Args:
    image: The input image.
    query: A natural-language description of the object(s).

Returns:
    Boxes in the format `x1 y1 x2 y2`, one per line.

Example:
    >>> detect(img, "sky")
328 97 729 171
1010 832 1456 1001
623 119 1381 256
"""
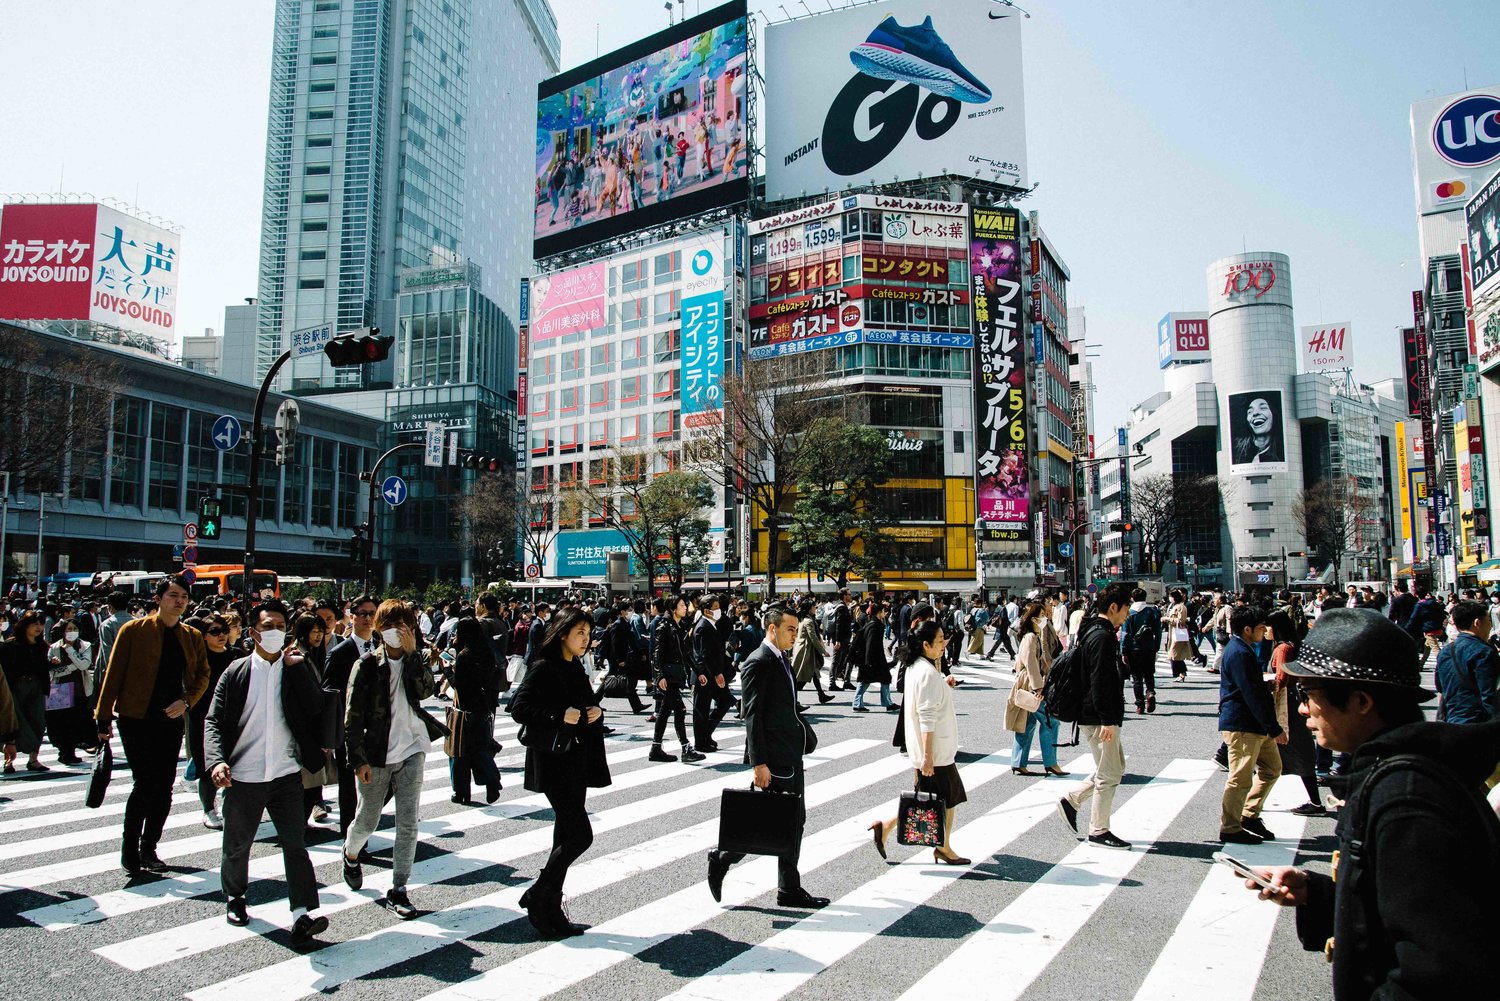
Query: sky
2 0 1497 434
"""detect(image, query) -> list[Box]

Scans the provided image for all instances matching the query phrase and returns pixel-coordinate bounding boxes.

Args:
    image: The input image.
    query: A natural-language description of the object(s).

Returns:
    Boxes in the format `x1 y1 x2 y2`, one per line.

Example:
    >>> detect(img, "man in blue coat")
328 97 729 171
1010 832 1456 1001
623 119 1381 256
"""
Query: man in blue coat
1218 604 1283 845
1435 600 1500 724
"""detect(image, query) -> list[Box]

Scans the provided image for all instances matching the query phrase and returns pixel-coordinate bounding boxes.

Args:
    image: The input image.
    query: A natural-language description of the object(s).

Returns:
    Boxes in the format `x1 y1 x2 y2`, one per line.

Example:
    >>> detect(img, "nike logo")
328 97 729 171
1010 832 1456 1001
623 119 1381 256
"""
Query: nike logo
988 11 1010 17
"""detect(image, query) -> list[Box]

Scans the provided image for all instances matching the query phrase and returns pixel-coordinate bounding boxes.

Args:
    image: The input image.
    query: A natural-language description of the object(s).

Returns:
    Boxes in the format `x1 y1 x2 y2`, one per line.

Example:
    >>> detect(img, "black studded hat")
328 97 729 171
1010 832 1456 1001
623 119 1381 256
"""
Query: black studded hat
1282 607 1434 701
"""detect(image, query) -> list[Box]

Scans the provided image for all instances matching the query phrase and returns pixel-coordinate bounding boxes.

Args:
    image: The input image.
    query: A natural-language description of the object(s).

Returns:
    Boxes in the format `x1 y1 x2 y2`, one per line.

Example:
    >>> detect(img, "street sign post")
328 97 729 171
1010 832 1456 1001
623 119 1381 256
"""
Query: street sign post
1058 542 1074 558
424 422 444 468
381 475 408 508
289 323 334 358
525 564 541 579
211 415 242 452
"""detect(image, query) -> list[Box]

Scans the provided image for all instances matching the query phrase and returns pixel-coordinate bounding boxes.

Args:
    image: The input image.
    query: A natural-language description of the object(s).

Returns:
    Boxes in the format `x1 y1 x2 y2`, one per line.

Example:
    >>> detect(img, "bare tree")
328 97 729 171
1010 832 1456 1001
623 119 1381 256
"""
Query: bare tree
577 444 714 592
687 355 841 596
1129 472 1222 574
516 481 578 574
0 330 122 494
453 470 521 574
1294 477 1375 580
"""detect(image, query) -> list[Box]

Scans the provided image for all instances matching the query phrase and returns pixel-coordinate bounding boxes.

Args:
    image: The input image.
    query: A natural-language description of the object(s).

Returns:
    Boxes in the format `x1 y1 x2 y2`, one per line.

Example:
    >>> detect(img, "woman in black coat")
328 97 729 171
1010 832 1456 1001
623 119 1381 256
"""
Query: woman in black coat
185 614 240 828
508 606 611 938
852 603 897 711
448 616 503 806
648 595 704 763
1 612 52 772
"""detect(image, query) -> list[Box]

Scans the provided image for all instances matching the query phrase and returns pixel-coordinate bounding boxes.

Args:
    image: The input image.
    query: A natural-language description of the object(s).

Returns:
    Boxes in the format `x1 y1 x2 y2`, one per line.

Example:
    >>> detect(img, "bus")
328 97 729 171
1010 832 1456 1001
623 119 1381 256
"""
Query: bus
482 577 606 606
188 565 280 601
89 571 168 597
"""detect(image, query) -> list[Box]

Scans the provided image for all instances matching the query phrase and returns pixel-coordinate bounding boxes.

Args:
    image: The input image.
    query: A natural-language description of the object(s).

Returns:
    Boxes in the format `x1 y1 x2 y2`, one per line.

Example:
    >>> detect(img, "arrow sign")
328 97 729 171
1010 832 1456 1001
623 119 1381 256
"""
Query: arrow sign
172 543 185 557
211 415 242 452
381 475 408 508
183 522 198 541
1058 542 1074 558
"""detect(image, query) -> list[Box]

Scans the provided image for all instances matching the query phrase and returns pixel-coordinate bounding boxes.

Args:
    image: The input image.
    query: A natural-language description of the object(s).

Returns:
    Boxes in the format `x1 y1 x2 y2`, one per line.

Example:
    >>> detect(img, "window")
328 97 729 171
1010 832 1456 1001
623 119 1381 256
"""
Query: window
558 461 581 488
300 249 327 261
619 375 642 407
301 219 328 232
620 260 648 293
313 0 339 9
619 452 645 483
588 419 611 446
310 80 336 93
559 423 581 452
618 297 649 331
590 342 613 375
308 108 334 120
589 458 611 486
620 335 646 370
313 26 339 38
590 381 611 408
307 136 332 148
653 369 679 399
654 250 681 285
298 278 325 290
530 352 554 386
311 52 337 66
653 289 681 323
303 192 329 204
146 403 184 512
620 414 641 442
653 328 679 364
530 466 551 492
530 390 551 415
306 163 331 175
559 387 580 413
109 398 146 510
560 348 582 379
653 409 680 440
529 428 554 455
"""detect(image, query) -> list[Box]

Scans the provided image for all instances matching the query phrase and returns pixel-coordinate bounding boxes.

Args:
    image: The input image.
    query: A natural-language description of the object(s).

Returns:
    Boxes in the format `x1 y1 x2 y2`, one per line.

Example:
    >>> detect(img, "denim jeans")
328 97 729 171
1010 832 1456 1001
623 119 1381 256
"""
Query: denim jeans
1012 706 1059 769
852 682 893 709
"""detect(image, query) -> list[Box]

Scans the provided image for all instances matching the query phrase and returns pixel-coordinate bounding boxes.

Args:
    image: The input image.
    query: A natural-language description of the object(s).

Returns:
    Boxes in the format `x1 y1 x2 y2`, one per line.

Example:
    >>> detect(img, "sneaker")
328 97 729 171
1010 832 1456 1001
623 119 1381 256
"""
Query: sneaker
382 887 419 920
1056 798 1079 837
1240 816 1275 840
342 854 364 891
1087 830 1132 851
1220 828 1264 846
1289 802 1327 817
680 746 706 763
648 745 678 763
310 804 329 823
849 15 992 103
202 809 224 830
290 911 329 944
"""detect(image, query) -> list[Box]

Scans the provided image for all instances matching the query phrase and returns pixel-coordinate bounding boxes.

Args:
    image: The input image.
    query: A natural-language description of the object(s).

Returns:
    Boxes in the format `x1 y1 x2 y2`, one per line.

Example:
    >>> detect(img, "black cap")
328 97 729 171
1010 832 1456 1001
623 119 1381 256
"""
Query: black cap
1282 607 1434 702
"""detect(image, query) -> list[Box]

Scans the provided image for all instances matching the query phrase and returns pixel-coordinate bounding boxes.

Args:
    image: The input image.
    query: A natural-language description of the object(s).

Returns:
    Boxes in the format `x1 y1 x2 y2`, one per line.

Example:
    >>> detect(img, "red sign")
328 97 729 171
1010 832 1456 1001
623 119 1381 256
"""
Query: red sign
517 374 528 417
1175 318 1209 352
767 260 842 297
0 203 97 322
517 324 529 370
1222 261 1279 299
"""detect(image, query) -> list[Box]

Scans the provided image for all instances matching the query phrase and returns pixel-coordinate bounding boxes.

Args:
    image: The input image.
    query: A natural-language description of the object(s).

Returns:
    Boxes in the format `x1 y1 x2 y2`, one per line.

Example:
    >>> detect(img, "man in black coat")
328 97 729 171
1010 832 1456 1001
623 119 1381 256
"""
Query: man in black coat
1246 608 1500 1000
205 599 333 943
691 596 735 753
322 594 380 838
828 590 855 690
1386 579 1416 631
707 605 828 910
1057 584 1133 851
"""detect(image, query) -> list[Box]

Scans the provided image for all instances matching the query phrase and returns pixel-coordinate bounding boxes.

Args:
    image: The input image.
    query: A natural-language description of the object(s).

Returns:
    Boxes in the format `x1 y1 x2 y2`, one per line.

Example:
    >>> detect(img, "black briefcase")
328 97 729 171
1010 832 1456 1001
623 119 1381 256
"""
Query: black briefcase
717 785 801 857
85 742 112 809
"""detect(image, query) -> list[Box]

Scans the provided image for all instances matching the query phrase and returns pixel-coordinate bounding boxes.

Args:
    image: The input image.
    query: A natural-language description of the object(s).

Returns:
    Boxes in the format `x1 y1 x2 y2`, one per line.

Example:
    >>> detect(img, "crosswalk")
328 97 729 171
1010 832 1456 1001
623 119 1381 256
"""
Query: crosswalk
0 656 1332 1001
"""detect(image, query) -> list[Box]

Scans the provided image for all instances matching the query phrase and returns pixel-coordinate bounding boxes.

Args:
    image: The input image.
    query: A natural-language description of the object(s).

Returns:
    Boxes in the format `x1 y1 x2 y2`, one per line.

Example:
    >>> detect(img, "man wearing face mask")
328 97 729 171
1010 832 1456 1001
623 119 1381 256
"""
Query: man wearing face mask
341 600 448 920
692 596 735 753
204 600 332 942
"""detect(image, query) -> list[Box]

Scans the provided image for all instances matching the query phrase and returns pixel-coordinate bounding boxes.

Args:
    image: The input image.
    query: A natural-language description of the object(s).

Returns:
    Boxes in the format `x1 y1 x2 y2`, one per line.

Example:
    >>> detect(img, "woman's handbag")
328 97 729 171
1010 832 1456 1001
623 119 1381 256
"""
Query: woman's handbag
443 707 465 757
897 786 946 847
717 785 803 856
1170 627 1191 644
46 678 77 711
1011 687 1041 714
517 722 577 755
85 742 112 809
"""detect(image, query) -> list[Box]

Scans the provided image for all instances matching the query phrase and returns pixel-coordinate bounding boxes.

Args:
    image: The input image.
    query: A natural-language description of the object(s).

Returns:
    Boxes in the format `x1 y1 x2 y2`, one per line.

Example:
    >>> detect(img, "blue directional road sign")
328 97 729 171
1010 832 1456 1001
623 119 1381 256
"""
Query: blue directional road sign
1058 542 1074 558
381 475 408 508
211 415 242 451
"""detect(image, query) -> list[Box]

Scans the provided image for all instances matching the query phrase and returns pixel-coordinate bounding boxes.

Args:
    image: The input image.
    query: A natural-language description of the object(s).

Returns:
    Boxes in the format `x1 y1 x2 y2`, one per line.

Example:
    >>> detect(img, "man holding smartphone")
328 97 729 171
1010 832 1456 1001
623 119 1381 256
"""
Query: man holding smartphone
1241 608 1500 999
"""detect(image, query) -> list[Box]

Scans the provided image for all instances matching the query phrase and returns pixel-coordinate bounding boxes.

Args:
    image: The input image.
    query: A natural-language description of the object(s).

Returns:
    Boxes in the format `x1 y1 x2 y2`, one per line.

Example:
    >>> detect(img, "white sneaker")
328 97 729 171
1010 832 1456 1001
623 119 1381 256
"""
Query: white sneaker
203 809 224 830
310 804 329 823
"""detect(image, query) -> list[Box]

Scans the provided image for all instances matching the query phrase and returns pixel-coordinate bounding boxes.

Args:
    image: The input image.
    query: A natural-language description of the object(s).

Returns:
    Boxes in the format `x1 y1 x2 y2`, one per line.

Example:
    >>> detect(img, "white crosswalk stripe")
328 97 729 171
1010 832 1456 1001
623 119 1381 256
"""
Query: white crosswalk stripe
0 685 1328 1001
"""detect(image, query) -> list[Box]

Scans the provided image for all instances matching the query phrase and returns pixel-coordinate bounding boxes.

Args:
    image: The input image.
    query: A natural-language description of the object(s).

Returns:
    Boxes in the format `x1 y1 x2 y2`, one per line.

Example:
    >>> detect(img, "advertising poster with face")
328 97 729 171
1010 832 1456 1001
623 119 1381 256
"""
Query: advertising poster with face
1227 390 1288 474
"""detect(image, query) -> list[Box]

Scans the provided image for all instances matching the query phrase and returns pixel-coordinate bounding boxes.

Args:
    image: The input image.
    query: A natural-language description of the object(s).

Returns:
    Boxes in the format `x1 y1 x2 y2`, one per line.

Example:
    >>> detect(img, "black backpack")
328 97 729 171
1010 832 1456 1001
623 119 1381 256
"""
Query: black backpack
1041 640 1088 723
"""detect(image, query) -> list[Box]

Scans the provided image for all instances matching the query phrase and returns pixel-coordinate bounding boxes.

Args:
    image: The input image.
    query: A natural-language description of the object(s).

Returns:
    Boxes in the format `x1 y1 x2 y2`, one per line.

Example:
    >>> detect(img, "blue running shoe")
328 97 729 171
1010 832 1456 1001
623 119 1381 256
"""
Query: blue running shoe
849 15 992 104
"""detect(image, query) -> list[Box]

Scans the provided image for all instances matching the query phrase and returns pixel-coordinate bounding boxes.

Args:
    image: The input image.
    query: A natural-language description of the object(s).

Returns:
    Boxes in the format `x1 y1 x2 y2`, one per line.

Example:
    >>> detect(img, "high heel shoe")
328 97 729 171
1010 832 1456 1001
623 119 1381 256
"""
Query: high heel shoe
933 848 971 865
1045 765 1067 776
868 821 887 861
1011 767 1039 776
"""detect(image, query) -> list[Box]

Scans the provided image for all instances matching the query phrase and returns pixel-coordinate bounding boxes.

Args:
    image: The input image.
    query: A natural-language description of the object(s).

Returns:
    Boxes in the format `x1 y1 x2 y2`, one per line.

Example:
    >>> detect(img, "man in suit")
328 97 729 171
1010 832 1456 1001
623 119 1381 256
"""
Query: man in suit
691 596 735 753
322 594 380 838
828 590 855 690
706 605 828 910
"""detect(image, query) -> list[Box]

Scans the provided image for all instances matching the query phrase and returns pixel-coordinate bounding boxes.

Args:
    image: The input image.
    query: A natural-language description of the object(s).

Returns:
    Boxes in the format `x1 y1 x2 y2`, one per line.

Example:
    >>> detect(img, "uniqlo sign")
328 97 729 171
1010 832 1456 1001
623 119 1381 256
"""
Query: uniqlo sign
0 202 180 339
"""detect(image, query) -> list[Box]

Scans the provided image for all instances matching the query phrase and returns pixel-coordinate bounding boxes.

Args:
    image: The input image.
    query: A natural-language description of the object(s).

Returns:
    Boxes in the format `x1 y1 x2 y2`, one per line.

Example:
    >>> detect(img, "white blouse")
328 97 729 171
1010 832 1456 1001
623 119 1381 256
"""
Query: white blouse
905 656 957 769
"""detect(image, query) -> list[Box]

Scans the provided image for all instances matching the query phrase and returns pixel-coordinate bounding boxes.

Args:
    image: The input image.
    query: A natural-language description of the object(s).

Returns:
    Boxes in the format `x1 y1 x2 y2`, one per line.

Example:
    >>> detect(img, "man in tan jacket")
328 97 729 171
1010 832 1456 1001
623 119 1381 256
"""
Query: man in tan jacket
96 575 209 875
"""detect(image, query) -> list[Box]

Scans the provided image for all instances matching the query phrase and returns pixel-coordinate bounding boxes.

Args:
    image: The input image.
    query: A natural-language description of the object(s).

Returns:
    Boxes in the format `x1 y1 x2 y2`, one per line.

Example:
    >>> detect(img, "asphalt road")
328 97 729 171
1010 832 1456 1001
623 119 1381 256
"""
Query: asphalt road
0 640 1343 1001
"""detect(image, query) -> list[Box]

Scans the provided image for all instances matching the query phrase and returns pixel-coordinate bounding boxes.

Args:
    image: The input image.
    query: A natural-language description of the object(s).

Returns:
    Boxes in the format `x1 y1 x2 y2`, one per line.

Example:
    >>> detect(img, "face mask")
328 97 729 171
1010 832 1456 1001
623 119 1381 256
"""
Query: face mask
256 629 286 654
381 627 403 648
65 629 79 642
709 609 721 621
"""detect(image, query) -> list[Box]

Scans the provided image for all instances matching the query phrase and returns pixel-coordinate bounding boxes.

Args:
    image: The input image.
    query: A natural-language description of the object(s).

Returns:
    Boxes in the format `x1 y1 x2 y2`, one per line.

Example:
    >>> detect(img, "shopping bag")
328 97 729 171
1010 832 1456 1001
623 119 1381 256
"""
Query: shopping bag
1170 627 1190 644
896 788 946 847
46 680 76 711
444 707 465 757
717 786 802 856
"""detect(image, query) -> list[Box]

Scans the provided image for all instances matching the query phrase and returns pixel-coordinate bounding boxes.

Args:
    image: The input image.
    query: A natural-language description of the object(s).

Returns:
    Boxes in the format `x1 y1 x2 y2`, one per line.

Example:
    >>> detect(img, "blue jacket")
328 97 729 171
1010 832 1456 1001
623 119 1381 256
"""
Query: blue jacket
1218 636 1282 736
1403 597 1447 637
1436 632 1500 725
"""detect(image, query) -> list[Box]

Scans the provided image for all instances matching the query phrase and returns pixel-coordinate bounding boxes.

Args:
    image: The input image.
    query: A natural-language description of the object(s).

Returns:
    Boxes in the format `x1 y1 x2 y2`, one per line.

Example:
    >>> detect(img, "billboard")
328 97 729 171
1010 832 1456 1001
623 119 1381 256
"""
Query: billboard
1226 389 1288 475
1155 312 1210 368
530 263 606 342
533 1 749 259
554 528 635 577
970 206 1030 539
1410 88 1500 217
0 202 180 340
680 231 726 430
1400 326 1422 413
1468 167 1500 299
1300 321 1352 371
765 0 1027 201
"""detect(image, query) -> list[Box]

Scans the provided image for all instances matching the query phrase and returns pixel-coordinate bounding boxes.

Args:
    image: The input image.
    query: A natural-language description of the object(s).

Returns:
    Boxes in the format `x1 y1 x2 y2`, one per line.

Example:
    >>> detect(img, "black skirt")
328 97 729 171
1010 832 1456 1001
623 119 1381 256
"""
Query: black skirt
915 763 967 808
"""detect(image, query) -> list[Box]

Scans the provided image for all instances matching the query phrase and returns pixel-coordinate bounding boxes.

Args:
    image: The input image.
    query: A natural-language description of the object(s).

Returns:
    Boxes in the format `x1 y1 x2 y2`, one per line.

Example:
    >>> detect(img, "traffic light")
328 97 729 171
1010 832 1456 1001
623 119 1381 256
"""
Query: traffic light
323 327 393 367
197 497 222 541
1109 521 1135 534
461 451 504 474
350 523 368 567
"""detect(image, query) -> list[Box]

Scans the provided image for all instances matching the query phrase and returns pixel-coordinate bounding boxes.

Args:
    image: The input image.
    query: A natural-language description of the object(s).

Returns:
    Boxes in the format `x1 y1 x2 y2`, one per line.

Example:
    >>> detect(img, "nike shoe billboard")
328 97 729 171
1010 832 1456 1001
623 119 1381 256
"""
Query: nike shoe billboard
766 0 1026 201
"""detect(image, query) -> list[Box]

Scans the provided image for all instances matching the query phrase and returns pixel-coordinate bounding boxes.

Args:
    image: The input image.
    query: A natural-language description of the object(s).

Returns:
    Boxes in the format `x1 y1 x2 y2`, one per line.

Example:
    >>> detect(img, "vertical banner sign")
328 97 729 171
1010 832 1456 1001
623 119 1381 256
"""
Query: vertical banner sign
970 206 1030 542
1400 326 1422 418
516 278 531 566
1414 291 1438 539
1396 422 1415 564
680 242 726 431
1468 397 1490 550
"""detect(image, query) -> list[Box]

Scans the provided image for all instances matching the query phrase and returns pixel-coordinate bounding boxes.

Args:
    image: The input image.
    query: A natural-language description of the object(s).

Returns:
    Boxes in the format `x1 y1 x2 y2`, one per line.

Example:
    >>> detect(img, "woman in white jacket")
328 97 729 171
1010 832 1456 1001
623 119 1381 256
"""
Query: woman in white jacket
866 619 968 864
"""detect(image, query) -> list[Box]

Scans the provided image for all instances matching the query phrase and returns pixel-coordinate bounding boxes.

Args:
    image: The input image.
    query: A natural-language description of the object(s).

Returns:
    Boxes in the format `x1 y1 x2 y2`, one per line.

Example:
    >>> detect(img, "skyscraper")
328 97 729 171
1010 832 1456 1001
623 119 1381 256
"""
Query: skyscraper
254 0 561 394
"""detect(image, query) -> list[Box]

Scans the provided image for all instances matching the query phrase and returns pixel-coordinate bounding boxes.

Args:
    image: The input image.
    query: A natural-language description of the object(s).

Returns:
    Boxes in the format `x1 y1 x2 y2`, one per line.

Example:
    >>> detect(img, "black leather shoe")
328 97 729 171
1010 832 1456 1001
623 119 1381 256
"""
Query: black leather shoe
680 747 706 763
707 850 729 903
290 912 329 944
1240 816 1275 840
225 897 249 926
818 693 835 704
138 851 169 873
1057 798 1080 837
776 888 829 909
451 794 473 805
648 745 678 763
1220 828 1264 845
122 854 141 877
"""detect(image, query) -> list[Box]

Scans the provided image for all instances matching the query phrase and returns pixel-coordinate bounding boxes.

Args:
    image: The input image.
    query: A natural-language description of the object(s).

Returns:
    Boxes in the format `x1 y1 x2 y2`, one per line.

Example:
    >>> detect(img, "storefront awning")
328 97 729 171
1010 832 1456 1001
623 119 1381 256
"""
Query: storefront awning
1471 558 1500 582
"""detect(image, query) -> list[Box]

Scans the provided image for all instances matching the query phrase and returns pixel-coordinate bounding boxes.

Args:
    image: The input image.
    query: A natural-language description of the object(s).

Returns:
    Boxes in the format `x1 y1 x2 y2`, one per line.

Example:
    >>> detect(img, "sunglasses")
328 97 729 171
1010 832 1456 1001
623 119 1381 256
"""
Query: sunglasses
1294 683 1324 700
206 628 227 637
353 609 376 617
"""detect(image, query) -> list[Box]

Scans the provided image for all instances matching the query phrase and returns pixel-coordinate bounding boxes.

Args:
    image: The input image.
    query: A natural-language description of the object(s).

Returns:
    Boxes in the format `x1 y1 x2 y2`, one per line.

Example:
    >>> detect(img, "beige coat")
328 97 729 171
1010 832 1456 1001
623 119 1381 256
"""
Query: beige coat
790 615 827 685
1165 603 1194 662
1005 627 1050 733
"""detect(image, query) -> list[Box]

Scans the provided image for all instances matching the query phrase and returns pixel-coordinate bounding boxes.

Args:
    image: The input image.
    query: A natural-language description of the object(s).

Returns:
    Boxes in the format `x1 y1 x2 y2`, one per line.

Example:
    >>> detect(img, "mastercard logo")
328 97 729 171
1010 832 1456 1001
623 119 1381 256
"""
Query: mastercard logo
1435 179 1468 199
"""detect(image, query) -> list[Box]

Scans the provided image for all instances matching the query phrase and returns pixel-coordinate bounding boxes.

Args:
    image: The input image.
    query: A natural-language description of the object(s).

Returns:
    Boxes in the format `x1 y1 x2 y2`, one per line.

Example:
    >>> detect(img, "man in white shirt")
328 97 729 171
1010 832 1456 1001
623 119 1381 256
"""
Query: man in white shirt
205 600 332 943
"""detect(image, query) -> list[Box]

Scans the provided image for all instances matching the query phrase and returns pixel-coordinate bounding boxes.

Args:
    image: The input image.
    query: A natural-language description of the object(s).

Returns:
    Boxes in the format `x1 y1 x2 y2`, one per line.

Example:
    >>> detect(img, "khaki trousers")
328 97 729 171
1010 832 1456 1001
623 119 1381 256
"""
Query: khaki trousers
1220 730 1283 833
1066 725 1125 836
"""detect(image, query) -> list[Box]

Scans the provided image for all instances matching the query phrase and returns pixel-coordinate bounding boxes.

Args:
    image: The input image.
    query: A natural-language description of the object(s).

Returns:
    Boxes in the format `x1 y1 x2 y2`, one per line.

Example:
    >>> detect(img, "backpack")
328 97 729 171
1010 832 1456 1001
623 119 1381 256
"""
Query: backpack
1041 640 1087 723
1129 608 1160 653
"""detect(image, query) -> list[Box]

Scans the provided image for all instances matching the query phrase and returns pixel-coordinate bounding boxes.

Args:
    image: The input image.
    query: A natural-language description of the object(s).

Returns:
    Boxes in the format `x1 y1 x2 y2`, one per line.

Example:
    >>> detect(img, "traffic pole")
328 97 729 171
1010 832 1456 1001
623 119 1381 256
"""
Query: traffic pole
361 442 422 598
243 349 293 617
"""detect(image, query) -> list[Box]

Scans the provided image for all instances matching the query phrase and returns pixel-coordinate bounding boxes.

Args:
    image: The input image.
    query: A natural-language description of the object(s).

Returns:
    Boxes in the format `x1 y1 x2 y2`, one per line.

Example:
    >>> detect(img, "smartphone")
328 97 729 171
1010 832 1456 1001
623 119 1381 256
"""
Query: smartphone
1212 852 1275 890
